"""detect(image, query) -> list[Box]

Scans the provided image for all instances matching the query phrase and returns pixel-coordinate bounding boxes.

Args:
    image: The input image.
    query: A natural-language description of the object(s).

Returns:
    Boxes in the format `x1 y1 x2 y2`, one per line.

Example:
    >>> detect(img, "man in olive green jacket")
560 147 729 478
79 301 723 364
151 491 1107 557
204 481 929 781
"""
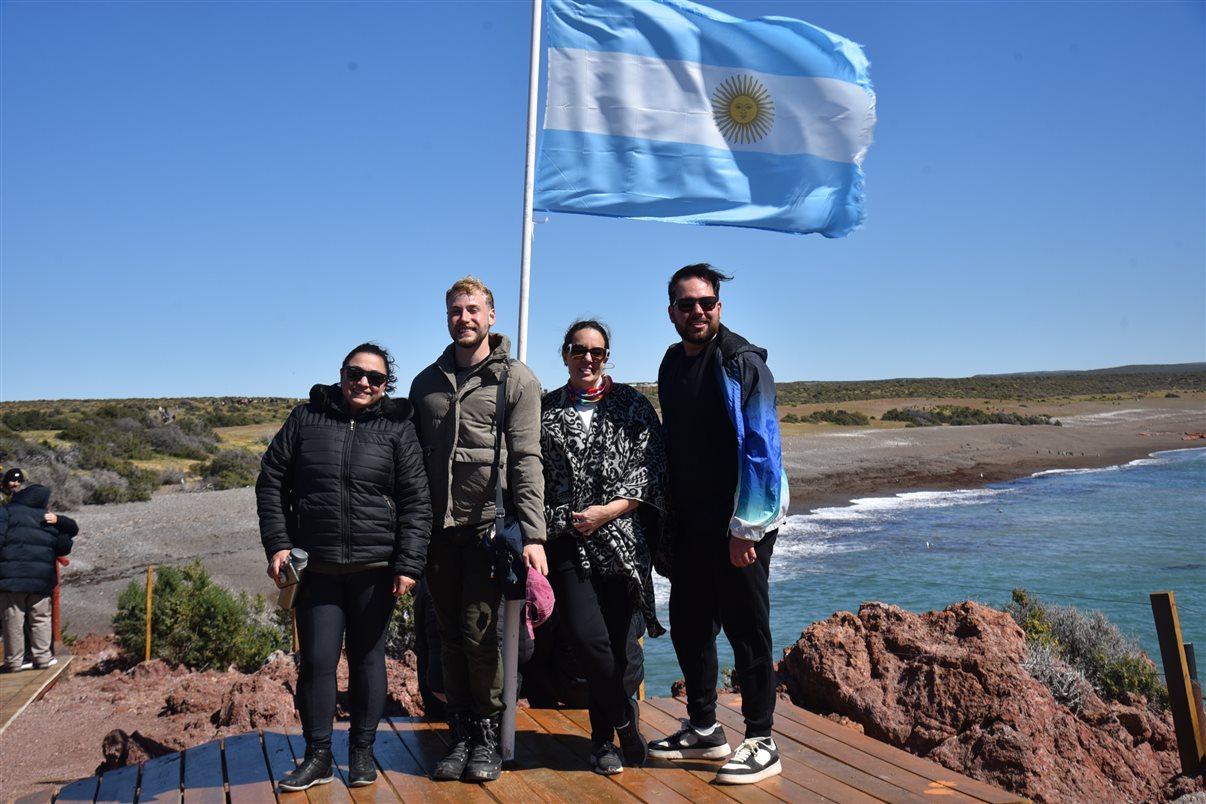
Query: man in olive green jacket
409 276 546 784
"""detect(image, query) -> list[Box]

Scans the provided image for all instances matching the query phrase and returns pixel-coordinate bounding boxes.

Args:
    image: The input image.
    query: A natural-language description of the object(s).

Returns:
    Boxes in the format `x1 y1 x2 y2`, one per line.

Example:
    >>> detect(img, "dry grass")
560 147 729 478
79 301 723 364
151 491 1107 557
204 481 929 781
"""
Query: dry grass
214 424 279 453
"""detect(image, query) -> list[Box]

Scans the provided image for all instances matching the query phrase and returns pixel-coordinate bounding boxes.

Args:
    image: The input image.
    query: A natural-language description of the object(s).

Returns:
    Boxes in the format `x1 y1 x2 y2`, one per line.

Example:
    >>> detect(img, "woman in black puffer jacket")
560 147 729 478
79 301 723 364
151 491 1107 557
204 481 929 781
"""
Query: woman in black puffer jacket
256 343 431 792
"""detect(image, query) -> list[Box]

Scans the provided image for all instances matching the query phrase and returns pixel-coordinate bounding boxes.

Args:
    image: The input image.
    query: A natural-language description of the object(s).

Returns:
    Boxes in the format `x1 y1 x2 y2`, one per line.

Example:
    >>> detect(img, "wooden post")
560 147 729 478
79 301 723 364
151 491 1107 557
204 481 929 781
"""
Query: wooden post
1187 644 1206 750
1150 591 1205 774
52 560 63 647
145 565 154 663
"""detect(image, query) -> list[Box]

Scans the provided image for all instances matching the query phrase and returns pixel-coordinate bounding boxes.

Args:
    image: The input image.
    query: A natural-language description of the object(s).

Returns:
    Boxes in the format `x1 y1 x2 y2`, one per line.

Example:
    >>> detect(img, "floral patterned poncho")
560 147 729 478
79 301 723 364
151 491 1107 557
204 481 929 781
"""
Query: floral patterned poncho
540 381 668 637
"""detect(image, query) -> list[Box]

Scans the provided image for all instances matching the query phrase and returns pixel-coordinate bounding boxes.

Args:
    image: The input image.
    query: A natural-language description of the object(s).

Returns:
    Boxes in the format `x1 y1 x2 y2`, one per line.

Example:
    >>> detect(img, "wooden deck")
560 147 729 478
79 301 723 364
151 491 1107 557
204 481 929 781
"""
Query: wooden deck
0 652 71 738
7 693 1025 803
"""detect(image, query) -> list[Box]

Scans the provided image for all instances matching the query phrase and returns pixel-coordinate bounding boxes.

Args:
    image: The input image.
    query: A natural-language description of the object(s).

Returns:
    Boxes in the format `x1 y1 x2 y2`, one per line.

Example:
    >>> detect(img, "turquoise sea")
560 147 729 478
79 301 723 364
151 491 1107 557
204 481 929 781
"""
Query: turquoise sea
645 447 1206 695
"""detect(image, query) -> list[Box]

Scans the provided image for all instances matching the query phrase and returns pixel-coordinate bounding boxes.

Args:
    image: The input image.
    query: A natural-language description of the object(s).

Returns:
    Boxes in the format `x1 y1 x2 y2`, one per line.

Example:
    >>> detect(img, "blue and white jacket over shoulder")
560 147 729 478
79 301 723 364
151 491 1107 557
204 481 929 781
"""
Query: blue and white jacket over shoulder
710 326 790 541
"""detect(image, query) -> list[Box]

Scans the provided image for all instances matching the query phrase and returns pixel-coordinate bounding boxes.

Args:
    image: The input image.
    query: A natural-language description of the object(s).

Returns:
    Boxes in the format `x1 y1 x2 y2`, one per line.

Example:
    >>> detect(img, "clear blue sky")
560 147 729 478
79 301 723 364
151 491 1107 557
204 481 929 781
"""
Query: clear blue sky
2 0 1202 401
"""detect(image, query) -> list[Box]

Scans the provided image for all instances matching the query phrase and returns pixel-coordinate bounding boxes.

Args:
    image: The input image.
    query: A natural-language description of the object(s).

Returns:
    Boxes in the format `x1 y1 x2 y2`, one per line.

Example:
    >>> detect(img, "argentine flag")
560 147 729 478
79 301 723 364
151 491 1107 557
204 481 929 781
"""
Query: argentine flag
535 0 876 237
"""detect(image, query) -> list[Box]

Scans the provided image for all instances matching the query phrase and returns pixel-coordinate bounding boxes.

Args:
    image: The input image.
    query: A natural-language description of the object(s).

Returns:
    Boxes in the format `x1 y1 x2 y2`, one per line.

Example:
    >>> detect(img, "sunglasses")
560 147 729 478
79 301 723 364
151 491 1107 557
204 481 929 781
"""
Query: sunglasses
672 295 719 313
567 344 608 360
343 366 389 387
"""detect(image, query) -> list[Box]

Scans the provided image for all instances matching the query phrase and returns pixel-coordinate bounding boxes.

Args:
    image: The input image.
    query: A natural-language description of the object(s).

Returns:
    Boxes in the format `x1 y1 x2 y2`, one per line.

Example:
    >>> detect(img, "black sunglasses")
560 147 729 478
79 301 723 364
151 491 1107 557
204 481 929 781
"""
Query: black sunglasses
672 295 719 313
343 366 389 387
567 344 608 360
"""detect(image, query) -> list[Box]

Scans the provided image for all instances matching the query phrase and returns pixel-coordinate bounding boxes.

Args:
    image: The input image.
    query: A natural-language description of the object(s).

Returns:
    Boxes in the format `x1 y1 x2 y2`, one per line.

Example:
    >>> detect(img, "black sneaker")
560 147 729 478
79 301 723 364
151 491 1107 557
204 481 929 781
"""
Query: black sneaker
648 720 730 759
590 742 623 775
348 744 377 787
278 747 334 791
714 737 781 785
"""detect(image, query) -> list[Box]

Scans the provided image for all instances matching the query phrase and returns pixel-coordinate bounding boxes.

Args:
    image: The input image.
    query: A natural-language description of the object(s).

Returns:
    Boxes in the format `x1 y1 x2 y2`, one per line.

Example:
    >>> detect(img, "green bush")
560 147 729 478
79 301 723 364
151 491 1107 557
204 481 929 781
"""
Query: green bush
884 406 1060 427
1006 588 1167 709
807 408 870 426
113 562 290 671
195 449 261 489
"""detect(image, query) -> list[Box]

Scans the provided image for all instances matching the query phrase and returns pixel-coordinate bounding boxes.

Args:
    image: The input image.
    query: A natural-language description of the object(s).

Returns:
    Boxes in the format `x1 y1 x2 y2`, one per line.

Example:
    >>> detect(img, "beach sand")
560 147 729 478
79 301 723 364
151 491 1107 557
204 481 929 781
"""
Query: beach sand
55 395 1205 637
782 395 1205 512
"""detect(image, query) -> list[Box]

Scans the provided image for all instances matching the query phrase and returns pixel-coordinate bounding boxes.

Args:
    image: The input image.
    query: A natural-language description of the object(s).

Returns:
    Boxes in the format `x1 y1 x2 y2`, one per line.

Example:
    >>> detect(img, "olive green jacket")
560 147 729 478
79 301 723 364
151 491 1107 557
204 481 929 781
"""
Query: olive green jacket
409 334 546 544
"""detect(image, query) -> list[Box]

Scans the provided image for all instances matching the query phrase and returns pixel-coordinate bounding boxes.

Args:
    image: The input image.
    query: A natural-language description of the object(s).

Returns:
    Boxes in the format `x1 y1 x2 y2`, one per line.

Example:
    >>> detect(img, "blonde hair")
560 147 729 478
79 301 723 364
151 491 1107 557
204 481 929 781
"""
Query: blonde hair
445 276 495 308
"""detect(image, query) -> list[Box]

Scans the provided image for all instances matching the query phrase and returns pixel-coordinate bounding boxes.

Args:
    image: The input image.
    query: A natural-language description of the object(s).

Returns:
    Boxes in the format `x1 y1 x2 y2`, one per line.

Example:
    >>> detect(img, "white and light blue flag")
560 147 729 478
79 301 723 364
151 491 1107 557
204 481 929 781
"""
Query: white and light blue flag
535 0 876 237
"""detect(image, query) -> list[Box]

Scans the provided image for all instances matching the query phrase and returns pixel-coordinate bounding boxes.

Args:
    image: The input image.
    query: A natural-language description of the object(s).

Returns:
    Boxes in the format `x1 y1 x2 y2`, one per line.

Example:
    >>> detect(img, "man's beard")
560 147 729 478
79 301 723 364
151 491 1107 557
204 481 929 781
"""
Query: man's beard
675 317 717 345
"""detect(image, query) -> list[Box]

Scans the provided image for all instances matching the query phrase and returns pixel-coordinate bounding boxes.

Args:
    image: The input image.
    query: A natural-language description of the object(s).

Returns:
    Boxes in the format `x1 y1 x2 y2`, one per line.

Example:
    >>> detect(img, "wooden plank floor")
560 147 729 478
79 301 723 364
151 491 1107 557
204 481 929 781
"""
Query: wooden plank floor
6 695 1025 803
0 651 72 738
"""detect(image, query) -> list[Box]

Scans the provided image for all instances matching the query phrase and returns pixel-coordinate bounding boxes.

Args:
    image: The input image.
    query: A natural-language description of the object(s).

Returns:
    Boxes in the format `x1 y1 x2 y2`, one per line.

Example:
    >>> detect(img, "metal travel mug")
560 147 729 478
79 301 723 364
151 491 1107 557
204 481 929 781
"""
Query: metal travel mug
277 548 309 609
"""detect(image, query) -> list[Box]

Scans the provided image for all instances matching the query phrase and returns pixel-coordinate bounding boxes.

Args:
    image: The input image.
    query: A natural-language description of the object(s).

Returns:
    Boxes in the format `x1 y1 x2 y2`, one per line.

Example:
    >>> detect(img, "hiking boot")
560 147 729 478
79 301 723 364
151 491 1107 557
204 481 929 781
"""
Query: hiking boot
616 698 647 768
590 741 623 775
648 719 730 759
348 744 377 787
278 747 334 792
462 715 502 782
714 736 781 785
432 714 471 781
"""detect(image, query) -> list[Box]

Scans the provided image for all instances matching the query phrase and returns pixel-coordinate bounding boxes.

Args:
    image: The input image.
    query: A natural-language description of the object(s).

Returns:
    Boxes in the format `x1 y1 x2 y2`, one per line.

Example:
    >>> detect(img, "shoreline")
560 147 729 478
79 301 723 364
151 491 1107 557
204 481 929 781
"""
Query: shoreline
782 398 1205 514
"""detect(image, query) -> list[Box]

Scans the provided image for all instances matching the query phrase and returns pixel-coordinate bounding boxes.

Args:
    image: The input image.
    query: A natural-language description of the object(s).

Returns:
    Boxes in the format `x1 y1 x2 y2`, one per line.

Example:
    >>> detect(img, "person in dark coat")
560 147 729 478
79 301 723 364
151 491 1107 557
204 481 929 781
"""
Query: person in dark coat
0 482 74 672
1 468 78 669
256 343 432 792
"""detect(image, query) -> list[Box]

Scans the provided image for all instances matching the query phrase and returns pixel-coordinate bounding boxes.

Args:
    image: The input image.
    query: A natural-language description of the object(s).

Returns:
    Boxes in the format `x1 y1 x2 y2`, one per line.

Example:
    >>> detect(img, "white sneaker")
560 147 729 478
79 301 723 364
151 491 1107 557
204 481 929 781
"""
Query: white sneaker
714 737 781 784
34 657 59 669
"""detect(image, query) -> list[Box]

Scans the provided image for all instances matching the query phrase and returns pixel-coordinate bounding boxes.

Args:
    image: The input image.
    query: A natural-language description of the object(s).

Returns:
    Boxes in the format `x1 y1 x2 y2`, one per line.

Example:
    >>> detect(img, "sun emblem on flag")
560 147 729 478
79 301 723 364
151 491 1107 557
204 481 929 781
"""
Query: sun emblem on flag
712 75 775 144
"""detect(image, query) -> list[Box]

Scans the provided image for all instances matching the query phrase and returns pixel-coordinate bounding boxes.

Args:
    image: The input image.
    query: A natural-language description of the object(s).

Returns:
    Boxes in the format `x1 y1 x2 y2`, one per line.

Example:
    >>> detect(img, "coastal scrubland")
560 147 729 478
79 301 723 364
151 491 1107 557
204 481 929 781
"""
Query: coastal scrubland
2 364 1202 510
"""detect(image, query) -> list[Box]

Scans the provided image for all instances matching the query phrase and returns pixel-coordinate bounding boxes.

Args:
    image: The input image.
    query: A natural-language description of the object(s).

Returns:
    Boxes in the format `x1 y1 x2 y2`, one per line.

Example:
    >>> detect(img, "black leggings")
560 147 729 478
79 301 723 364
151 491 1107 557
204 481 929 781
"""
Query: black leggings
547 536 636 744
295 567 396 749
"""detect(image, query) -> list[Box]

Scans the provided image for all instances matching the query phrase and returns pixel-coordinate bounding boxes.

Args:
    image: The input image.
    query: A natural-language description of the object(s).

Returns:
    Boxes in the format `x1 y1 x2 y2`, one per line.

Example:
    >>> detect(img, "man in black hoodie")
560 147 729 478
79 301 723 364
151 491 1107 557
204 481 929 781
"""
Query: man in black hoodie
0 481 74 671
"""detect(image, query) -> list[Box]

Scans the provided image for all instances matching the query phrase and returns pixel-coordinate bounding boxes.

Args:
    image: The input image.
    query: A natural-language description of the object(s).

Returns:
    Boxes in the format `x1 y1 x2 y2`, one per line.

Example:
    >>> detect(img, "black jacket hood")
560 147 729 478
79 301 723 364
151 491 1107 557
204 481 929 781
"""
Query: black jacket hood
308 383 412 422
11 483 51 509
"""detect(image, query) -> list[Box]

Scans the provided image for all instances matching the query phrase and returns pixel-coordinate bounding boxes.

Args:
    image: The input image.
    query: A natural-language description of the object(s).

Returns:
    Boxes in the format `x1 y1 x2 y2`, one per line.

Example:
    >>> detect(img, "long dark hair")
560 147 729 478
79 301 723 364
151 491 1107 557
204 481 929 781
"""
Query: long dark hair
342 342 398 394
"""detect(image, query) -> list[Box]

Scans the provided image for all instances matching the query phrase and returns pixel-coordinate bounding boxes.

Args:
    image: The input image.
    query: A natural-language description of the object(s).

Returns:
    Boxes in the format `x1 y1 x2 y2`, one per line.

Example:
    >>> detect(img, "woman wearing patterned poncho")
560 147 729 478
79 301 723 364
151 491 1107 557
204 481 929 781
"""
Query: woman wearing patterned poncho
540 319 668 777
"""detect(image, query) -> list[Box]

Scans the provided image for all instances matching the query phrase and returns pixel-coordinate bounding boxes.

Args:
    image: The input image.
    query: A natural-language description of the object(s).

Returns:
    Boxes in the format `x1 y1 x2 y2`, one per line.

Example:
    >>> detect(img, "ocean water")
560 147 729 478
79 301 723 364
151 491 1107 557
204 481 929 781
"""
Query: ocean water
644 447 1206 695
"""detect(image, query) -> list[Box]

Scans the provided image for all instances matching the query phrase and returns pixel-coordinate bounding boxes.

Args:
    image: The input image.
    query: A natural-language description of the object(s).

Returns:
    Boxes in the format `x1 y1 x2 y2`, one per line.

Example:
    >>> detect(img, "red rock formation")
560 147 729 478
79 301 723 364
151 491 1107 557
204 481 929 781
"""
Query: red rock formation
778 601 1203 803
93 649 423 768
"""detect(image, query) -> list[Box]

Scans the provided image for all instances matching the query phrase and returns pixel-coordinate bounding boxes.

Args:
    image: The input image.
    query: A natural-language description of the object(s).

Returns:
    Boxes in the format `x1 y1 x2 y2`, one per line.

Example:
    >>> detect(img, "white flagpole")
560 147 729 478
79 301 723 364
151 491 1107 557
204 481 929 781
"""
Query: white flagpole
502 0 542 763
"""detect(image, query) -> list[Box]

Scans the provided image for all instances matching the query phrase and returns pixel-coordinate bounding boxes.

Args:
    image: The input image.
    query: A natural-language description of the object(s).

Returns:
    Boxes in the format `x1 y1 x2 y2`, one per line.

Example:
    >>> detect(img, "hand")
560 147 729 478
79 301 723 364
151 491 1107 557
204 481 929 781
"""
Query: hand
523 543 548 576
393 575 416 597
570 505 609 537
267 549 292 586
43 512 58 525
729 535 757 568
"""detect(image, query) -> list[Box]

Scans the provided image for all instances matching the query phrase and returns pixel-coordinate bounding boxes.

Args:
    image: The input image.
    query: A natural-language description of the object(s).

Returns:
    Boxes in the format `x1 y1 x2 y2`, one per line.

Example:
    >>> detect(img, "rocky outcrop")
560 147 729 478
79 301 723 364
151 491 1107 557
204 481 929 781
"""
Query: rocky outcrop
778 601 1203 804
92 649 422 768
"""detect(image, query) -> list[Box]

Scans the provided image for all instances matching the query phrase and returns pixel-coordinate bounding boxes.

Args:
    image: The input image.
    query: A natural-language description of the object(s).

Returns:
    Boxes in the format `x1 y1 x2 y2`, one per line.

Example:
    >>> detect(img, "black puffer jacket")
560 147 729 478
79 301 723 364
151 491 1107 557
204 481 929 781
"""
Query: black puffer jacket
256 384 432 579
0 484 73 596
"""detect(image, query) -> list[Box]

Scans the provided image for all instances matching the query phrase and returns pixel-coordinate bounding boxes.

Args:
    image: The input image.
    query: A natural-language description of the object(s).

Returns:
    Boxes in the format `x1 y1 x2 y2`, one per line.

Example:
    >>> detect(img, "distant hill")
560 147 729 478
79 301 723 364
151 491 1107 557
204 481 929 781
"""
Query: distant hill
974 363 1206 378
633 363 1206 408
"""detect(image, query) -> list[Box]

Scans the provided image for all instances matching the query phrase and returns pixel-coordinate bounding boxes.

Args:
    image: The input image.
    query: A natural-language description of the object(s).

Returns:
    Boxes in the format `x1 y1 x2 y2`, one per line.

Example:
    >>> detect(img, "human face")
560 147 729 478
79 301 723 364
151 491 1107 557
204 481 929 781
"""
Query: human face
447 292 495 352
3 479 19 495
564 327 608 392
668 276 722 348
341 352 388 411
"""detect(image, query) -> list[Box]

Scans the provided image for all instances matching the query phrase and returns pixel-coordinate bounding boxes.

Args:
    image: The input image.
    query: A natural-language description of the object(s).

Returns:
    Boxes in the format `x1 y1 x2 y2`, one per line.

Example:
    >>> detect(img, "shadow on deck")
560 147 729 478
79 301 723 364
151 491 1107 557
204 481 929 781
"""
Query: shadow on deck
8 693 1025 803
